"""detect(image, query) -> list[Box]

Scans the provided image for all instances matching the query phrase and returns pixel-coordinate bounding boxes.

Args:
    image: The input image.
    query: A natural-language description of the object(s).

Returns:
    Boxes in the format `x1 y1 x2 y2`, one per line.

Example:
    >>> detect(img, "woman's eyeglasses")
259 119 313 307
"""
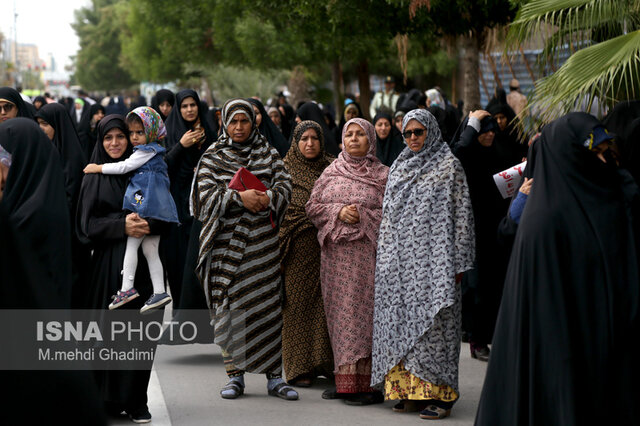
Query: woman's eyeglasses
0 103 16 113
402 129 426 139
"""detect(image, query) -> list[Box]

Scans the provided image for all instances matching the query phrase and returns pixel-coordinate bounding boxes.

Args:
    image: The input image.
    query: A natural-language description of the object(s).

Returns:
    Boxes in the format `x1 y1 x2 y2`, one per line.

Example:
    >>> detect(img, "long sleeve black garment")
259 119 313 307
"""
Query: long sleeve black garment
452 121 512 345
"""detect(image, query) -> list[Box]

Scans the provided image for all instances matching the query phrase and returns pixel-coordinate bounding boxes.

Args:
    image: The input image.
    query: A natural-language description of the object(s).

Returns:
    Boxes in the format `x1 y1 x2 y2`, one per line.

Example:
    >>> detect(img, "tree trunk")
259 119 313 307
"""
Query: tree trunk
461 34 481 116
356 59 372 121
201 77 213 106
331 59 344 124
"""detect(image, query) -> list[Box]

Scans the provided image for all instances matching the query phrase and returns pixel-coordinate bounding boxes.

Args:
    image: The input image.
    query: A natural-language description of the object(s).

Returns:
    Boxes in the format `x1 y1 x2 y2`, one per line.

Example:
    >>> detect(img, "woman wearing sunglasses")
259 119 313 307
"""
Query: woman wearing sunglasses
371 109 475 420
0 87 35 122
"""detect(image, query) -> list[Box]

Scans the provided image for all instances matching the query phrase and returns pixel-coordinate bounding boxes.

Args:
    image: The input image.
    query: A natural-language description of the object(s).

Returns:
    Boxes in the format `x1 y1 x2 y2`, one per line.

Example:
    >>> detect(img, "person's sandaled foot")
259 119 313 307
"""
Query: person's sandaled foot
419 404 451 420
290 375 313 388
393 400 426 412
343 391 384 406
268 382 299 400
220 380 244 399
322 387 347 400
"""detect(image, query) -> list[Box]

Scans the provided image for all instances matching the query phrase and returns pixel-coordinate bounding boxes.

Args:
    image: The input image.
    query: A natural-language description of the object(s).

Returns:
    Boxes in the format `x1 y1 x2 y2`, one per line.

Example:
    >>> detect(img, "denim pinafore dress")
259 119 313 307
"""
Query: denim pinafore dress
123 142 179 223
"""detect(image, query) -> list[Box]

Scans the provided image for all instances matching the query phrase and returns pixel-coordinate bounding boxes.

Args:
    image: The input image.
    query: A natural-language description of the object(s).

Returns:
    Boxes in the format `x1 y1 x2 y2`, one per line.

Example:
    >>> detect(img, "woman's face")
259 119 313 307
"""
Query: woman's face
298 128 321 159
403 119 427 152
494 113 507 131
592 140 620 165
344 106 358 121
0 101 17 122
268 110 281 126
478 131 495 147
180 97 199 122
158 101 172 118
344 123 369 157
34 100 44 110
375 118 391 140
252 105 262 127
394 116 404 132
227 112 252 144
103 127 128 159
37 118 55 140
295 115 302 124
92 109 105 123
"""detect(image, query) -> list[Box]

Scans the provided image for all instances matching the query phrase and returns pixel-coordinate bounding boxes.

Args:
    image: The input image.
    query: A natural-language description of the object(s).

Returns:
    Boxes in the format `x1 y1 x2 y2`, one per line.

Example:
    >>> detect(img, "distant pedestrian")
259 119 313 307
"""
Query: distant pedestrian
370 76 400 118
506 79 527 116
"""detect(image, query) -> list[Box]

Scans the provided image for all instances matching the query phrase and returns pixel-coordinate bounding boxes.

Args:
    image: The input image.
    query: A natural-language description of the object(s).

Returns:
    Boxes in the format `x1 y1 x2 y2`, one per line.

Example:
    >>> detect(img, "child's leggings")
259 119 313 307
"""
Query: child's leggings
121 235 165 294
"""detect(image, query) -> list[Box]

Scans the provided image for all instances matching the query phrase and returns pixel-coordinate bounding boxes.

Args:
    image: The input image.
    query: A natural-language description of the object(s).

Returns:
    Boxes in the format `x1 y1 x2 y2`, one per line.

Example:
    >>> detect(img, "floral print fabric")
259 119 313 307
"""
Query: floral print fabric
385 362 458 401
371 109 475 394
128 106 167 145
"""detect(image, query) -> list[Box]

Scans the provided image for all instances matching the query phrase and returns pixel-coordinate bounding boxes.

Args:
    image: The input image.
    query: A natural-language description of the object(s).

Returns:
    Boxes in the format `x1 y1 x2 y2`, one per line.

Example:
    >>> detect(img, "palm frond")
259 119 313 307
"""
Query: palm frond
506 0 638 50
522 30 640 128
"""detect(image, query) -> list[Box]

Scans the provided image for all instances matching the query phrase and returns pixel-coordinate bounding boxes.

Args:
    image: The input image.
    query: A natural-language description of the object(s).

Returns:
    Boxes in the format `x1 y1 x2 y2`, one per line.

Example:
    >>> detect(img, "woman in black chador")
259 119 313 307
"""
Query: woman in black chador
475 112 640 425
0 118 106 425
162 90 215 311
76 115 164 423
35 102 91 308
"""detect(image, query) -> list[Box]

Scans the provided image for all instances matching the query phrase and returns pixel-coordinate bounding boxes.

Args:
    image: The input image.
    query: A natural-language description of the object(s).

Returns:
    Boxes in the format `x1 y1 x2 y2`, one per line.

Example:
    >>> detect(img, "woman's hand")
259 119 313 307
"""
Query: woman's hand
125 213 151 238
339 204 360 224
180 129 205 148
519 177 533 196
239 189 270 213
83 163 102 174
469 110 491 121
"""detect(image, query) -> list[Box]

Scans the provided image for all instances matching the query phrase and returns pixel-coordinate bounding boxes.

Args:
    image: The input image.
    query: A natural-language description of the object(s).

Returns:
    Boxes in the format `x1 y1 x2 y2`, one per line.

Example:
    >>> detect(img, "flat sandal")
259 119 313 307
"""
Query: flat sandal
220 381 244 399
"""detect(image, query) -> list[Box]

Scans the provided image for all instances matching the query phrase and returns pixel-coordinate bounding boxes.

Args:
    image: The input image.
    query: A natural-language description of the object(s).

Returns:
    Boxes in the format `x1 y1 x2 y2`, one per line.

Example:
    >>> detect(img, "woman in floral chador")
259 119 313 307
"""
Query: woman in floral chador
371 109 475 420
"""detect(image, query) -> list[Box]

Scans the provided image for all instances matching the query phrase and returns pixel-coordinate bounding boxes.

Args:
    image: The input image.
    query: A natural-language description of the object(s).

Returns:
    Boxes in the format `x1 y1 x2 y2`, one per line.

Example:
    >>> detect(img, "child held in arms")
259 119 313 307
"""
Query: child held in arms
84 107 178 313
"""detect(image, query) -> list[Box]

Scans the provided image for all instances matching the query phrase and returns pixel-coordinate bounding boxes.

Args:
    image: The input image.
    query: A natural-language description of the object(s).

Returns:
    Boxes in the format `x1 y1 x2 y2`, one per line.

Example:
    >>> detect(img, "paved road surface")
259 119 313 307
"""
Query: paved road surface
110 310 488 425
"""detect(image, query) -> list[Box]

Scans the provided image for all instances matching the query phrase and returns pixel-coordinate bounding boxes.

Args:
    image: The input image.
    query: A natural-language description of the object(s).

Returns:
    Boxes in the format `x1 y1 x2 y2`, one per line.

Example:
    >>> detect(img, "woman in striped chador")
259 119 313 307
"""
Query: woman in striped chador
192 98 296 401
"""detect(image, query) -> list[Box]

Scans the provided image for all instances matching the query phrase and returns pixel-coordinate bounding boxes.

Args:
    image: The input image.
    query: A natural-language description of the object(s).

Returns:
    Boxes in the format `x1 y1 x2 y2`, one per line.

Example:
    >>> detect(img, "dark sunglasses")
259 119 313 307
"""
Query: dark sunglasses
402 129 426 139
0 103 16 113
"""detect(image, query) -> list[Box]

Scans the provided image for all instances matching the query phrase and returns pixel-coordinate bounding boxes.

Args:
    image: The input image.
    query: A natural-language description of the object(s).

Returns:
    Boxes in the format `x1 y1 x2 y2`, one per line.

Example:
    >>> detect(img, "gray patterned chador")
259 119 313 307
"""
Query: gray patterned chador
371 109 475 418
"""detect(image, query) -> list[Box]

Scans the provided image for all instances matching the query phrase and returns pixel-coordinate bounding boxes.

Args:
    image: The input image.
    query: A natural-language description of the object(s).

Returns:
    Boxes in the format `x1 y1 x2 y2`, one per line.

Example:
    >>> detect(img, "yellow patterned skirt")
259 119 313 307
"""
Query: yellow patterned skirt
384 363 458 401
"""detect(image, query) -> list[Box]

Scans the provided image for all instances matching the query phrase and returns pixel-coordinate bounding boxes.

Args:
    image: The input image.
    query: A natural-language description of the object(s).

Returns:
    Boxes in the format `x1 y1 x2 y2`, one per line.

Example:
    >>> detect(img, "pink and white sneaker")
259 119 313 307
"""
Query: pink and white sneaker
108 288 139 310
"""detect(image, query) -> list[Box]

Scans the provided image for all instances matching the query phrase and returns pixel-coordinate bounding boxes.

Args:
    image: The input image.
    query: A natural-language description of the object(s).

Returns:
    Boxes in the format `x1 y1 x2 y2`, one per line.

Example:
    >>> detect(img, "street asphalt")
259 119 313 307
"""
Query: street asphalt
109 309 488 425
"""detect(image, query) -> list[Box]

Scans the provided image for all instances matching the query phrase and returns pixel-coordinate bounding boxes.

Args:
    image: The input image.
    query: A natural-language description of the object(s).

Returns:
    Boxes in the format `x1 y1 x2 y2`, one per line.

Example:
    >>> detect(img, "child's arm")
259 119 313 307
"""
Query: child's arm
84 163 103 174
84 149 155 175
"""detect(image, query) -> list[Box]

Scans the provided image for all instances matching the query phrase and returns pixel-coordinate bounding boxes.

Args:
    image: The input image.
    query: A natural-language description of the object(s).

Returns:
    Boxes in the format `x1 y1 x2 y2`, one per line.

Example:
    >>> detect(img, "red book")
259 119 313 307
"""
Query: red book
228 167 275 228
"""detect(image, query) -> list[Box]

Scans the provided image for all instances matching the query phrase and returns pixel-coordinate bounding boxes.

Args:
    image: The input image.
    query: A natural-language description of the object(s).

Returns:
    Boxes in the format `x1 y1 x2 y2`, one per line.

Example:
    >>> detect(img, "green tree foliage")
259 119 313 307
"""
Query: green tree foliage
120 0 218 82
72 0 136 91
508 0 640 125
190 63 289 102
393 0 516 112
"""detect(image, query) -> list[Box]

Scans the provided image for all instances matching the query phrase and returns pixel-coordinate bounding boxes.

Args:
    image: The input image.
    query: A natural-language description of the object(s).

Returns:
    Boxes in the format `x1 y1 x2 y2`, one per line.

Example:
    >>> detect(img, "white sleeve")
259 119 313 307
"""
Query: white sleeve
101 149 156 175
467 117 481 133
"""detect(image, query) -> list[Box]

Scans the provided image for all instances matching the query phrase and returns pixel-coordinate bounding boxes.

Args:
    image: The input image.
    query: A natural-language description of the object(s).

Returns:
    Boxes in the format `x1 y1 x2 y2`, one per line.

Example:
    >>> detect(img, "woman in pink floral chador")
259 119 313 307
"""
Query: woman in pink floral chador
306 117 389 406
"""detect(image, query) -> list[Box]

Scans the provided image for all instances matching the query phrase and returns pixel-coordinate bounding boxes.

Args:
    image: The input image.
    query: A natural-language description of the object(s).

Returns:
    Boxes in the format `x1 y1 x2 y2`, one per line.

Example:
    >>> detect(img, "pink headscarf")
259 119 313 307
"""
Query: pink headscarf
332 118 388 190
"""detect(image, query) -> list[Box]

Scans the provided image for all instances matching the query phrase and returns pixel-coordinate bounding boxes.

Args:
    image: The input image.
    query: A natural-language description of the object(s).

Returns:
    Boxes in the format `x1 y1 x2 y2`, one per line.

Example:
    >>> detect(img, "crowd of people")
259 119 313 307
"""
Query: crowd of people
1 79 639 425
